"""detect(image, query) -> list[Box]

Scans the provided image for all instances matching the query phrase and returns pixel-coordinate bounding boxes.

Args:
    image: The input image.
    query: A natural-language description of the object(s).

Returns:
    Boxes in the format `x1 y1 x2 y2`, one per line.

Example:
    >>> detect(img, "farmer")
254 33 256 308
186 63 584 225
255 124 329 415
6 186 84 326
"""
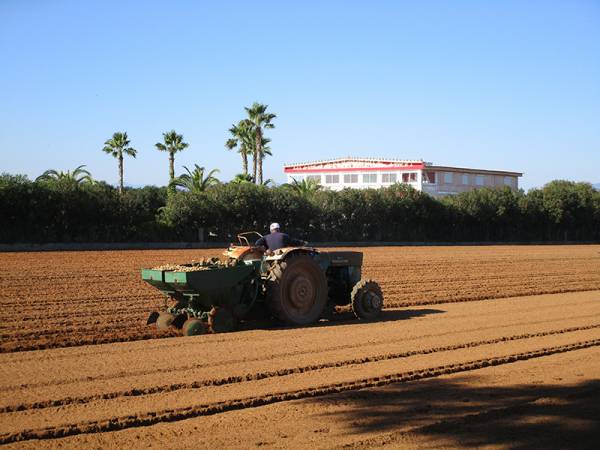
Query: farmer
255 223 306 251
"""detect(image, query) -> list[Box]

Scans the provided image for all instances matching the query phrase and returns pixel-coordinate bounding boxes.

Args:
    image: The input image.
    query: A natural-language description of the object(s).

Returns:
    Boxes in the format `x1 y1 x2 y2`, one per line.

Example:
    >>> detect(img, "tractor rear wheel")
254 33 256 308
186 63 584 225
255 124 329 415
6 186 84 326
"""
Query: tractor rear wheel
267 255 328 325
351 280 384 320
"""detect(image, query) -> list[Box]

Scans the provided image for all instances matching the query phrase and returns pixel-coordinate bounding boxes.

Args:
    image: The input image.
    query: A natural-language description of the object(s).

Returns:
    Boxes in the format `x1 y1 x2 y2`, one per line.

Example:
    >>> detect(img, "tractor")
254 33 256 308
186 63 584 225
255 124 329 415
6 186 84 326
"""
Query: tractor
143 232 383 335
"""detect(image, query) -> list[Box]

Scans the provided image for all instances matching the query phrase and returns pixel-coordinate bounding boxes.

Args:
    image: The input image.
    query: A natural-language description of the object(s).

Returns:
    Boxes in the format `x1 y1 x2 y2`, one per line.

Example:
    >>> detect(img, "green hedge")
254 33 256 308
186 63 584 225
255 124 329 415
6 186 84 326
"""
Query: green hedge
1 173 599 243
156 180 600 242
0 174 168 243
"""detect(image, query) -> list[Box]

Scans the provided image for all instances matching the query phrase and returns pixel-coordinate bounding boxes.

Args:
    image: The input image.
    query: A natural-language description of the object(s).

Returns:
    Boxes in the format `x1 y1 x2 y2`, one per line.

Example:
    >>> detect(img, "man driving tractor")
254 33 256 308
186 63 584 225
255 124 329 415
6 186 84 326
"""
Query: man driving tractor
255 223 306 251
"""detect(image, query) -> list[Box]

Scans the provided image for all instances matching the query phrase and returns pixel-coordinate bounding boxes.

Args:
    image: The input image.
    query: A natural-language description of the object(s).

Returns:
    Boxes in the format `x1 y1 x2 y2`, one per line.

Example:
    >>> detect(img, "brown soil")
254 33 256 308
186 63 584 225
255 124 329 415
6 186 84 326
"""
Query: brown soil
0 245 599 448
1 245 599 353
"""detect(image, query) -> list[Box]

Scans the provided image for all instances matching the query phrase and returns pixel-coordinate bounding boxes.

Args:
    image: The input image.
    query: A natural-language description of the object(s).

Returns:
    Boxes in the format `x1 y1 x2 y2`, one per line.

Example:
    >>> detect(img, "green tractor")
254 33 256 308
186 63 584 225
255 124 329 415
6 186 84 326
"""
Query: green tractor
143 232 383 335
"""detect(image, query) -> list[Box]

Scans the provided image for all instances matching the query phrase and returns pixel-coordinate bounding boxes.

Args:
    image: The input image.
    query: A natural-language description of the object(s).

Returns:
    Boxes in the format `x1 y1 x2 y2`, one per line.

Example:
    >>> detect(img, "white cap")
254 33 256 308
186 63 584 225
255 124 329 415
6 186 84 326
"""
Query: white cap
270 222 280 231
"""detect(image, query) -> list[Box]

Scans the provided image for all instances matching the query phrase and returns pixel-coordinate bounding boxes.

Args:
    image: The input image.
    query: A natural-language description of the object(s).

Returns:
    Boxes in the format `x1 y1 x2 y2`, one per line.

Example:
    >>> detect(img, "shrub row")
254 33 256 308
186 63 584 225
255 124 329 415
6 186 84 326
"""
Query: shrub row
1 174 599 243
0 175 168 243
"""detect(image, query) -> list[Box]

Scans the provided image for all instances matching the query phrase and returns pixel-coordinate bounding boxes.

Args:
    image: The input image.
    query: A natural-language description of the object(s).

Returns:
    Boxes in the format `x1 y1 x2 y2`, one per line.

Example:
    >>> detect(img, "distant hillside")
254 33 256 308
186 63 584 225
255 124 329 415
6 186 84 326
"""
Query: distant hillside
594 183 600 190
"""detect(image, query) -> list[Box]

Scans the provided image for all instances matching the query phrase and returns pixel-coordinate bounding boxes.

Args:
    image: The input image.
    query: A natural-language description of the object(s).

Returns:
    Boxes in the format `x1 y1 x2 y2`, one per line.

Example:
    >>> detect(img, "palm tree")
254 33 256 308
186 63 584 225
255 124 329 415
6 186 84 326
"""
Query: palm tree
259 136 272 180
155 130 189 190
284 178 322 199
102 131 137 193
35 165 94 188
225 120 254 176
244 102 276 185
230 173 254 184
172 164 220 193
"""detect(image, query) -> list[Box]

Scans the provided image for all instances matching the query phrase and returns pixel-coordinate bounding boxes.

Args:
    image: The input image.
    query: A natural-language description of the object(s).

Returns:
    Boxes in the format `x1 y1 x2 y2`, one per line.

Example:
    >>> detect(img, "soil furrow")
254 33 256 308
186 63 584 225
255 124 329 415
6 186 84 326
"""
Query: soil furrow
0 330 179 354
4 307 598 392
388 287 600 307
2 323 598 413
1 339 597 445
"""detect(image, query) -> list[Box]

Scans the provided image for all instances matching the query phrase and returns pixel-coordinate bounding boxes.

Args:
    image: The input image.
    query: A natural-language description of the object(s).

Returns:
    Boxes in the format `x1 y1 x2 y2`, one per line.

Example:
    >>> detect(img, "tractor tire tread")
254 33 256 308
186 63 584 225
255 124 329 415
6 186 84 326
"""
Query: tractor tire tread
351 279 384 320
266 255 327 325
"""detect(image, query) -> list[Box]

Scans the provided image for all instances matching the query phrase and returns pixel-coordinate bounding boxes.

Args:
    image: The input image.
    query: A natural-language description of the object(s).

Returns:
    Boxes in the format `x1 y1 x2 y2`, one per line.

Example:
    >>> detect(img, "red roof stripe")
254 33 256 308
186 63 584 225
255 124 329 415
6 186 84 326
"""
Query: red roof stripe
284 164 424 173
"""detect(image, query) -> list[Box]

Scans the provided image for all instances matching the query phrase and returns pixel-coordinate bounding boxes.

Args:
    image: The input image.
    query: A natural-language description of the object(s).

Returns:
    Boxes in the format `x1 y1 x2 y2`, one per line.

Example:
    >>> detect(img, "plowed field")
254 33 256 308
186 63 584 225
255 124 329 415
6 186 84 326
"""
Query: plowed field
0 245 599 448
1 245 599 353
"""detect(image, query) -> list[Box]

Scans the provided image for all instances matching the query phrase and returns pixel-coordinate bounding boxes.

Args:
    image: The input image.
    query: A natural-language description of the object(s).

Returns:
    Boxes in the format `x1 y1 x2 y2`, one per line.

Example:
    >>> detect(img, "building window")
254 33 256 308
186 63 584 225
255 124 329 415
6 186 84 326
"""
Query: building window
475 175 485 186
504 176 513 186
401 172 417 183
443 172 453 184
362 173 377 183
402 172 417 183
343 174 358 183
381 173 397 183
306 175 321 183
462 174 469 185
424 171 436 183
325 174 339 184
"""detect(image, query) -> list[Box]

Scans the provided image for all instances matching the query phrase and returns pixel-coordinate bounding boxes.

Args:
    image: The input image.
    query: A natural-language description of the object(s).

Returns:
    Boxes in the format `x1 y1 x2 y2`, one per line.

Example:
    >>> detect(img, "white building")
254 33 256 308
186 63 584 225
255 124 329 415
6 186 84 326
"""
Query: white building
284 157 522 197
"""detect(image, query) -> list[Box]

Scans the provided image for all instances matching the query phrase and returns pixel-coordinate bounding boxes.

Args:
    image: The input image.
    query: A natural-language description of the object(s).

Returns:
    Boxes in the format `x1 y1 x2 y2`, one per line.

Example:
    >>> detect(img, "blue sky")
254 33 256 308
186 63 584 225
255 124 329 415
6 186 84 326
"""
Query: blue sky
1 0 599 189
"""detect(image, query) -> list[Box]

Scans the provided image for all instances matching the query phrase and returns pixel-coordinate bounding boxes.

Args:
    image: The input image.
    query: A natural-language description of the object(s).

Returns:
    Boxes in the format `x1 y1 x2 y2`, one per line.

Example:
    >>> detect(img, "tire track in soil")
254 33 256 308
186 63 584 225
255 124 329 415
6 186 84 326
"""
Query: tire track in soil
5 293 153 307
1 319 149 339
0 330 179 354
388 287 600 308
1 339 598 445
0 308 151 327
382 280 600 299
2 323 598 414
2 321 157 337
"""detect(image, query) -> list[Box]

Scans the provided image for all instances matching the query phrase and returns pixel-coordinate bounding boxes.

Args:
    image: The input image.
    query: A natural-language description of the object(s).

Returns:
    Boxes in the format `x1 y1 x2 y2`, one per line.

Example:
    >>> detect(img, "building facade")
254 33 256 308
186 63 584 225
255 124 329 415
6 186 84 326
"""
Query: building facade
284 157 522 197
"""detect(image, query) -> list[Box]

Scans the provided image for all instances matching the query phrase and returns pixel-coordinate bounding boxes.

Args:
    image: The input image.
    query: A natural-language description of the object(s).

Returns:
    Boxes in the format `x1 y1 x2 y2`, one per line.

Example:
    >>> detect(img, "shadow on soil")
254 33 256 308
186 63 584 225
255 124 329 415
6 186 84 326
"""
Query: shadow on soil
311 376 600 449
238 308 446 332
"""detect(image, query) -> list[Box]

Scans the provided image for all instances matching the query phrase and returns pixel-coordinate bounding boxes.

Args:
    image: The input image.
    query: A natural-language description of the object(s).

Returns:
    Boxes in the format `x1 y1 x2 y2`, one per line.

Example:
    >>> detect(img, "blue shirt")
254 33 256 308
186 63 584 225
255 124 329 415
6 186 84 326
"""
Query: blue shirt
255 232 304 251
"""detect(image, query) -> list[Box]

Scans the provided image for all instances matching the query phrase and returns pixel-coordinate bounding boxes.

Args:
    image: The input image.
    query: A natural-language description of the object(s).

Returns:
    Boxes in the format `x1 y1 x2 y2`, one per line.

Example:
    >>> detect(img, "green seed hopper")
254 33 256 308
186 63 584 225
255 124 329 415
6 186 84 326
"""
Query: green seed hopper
142 263 257 294
143 260 262 334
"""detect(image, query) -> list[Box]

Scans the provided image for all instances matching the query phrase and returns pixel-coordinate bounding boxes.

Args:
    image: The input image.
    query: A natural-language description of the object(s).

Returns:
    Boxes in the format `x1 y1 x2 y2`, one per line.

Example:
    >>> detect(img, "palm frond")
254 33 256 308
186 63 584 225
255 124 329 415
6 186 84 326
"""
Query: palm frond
282 178 322 198
157 130 189 154
172 164 219 193
230 173 254 184
225 138 238 150
35 165 94 186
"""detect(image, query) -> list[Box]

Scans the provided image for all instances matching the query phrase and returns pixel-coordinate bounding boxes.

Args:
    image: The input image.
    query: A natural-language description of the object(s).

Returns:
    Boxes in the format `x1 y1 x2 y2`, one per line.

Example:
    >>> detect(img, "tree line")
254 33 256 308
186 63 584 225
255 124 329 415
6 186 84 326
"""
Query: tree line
1 174 598 244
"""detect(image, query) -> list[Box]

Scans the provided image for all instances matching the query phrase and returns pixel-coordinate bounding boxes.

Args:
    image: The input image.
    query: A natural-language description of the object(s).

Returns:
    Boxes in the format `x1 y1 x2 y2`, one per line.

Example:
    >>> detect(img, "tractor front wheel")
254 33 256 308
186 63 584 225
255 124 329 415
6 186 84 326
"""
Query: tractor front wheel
351 280 384 320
